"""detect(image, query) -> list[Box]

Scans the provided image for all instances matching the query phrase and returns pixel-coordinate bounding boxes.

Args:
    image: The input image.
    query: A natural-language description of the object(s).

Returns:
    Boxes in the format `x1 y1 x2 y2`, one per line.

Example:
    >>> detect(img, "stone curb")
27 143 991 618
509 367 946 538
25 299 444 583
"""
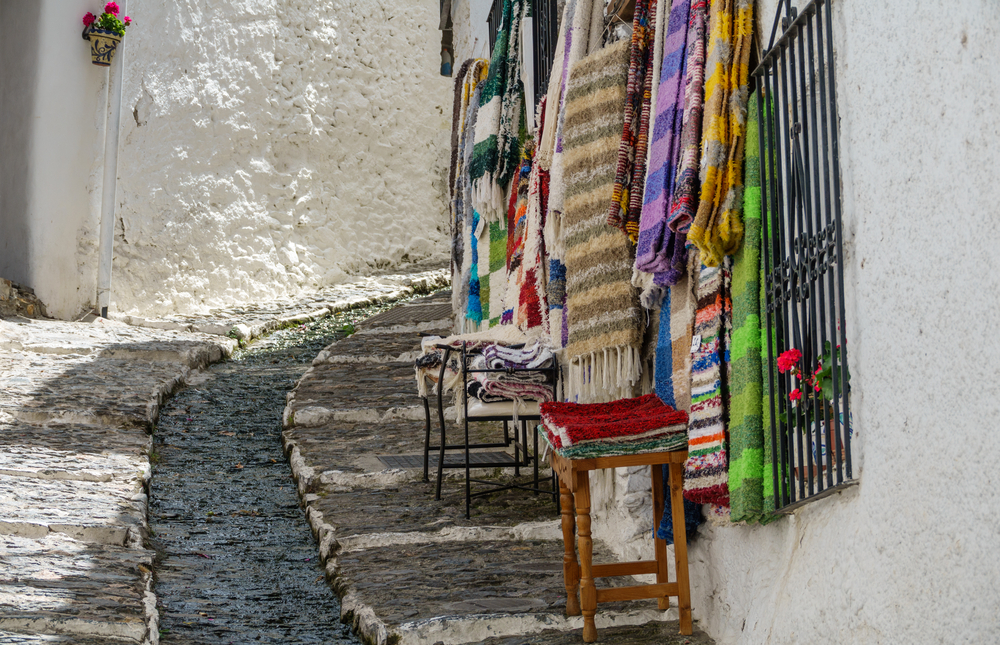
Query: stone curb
111 269 451 345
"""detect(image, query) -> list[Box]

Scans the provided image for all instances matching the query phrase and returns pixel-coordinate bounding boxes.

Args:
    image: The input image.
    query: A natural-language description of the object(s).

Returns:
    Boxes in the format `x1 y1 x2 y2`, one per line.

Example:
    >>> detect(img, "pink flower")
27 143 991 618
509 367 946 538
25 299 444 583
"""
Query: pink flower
83 11 97 26
814 384 822 392
814 363 823 375
104 2 120 15
789 388 802 402
123 15 131 25
777 349 803 374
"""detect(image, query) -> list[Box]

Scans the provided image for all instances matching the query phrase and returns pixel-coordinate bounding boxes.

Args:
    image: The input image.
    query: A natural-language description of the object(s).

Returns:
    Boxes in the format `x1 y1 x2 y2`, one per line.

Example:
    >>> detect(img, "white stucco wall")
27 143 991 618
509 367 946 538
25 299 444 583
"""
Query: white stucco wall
0 0 109 319
103 0 451 316
589 1 1000 643
2 0 451 319
451 0 494 65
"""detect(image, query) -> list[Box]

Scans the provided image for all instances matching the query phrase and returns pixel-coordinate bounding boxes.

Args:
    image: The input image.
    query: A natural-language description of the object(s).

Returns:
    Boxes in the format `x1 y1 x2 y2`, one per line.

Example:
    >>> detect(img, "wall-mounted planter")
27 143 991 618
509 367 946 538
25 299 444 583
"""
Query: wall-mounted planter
83 27 122 67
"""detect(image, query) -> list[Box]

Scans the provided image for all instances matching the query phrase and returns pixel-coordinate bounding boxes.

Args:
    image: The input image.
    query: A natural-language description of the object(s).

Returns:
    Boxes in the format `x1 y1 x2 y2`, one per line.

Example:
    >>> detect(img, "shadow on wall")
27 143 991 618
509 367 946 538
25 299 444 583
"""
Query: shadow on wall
0 2 40 288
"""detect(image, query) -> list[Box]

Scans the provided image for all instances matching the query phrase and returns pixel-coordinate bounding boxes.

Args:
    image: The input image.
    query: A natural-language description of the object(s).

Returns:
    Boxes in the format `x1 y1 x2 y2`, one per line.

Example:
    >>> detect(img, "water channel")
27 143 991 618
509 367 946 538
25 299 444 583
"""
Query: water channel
148 303 402 644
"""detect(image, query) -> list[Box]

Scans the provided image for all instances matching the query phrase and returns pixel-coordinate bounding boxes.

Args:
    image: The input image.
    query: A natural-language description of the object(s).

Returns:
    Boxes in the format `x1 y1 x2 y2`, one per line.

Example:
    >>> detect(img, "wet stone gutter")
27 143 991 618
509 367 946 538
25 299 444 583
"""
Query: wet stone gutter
281 292 715 645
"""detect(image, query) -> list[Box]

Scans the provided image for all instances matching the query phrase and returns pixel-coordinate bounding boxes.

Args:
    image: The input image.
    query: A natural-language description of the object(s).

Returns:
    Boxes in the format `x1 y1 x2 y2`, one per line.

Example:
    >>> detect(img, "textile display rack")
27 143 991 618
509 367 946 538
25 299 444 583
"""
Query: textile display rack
547 444 692 642
424 342 559 519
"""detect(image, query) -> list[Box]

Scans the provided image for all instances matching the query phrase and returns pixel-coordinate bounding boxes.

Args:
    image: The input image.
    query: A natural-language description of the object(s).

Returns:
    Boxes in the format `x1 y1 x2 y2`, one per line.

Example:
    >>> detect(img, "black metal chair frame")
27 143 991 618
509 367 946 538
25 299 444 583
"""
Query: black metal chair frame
421 341 559 518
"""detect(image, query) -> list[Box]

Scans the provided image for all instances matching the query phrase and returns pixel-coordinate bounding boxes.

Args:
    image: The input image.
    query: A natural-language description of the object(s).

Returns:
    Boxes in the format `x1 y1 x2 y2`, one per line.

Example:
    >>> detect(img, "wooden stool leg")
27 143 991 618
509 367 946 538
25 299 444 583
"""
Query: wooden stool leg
559 475 581 617
576 470 597 643
651 464 669 610
669 461 692 635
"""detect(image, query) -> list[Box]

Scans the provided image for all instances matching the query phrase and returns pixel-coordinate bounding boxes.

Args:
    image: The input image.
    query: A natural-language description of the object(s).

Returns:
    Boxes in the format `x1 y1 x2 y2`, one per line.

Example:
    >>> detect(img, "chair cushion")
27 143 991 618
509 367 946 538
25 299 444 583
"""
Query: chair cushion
466 399 541 418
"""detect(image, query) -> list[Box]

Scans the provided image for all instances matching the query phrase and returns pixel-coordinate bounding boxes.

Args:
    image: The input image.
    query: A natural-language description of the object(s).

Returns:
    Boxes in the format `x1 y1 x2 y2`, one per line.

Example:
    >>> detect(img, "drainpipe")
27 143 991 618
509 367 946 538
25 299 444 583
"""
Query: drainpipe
96 0 127 319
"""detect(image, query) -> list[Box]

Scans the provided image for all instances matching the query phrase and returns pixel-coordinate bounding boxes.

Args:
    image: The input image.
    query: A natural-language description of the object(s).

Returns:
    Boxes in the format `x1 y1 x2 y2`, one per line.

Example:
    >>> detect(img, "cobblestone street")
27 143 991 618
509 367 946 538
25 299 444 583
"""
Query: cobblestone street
0 269 712 644
283 291 715 645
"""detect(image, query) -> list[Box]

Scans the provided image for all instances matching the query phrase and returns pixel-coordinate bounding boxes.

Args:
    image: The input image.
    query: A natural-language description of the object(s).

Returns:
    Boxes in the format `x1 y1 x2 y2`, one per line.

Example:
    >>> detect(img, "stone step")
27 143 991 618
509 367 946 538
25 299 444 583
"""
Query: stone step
0 474 145 546
0 534 154 644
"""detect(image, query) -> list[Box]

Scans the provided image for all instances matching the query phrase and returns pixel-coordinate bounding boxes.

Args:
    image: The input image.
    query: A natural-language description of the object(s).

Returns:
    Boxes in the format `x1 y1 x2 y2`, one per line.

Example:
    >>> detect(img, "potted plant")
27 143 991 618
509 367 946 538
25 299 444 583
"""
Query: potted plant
82 3 132 67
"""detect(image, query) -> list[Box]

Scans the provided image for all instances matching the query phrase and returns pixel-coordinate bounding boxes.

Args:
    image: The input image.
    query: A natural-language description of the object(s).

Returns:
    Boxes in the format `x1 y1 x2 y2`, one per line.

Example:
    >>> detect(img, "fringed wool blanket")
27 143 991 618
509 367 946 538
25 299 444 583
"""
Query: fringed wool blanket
727 90 765 524
634 0 692 290
561 41 645 402
509 100 550 332
654 253 699 430
458 61 490 325
546 0 597 214
683 260 732 506
608 0 660 242
471 0 526 220
539 394 689 459
687 0 754 267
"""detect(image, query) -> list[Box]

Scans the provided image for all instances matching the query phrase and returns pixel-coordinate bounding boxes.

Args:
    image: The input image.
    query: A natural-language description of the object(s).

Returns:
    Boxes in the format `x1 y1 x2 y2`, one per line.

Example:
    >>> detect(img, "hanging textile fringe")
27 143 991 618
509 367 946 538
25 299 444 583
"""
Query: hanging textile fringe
687 0 754 267
607 0 659 242
561 41 645 402
634 0 692 297
728 89 766 524
471 0 527 221
683 260 732 505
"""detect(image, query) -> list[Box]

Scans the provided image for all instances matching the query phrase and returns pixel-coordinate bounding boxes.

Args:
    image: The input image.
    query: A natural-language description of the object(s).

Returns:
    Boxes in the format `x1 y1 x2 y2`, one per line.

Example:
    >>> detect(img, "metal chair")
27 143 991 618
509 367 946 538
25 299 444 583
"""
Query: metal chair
422 342 559 518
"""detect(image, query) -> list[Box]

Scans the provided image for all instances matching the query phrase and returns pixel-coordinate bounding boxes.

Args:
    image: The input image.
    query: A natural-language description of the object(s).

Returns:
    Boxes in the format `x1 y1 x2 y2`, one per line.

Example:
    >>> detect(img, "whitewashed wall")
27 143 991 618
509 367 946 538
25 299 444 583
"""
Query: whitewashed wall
107 0 451 316
593 1 1000 644
2 0 451 319
451 0 494 65
451 1 1000 643
0 0 108 319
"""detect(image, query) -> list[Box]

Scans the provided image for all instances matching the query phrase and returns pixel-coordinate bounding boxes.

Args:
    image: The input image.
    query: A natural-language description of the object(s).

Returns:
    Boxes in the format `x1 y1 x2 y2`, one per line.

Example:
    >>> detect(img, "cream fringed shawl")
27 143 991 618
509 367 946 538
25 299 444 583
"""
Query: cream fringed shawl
561 41 644 402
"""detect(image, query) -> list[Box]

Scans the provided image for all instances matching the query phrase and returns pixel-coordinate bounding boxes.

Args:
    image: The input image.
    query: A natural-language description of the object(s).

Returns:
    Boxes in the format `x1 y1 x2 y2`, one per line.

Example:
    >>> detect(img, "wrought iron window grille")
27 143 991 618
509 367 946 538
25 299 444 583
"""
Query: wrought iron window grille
752 0 855 514
487 0 560 103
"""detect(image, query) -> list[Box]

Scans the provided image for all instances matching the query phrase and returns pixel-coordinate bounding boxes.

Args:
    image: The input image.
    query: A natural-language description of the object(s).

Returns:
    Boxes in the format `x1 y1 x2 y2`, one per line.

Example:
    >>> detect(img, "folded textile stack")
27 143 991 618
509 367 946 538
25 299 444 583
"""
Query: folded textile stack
467 341 556 404
539 393 688 459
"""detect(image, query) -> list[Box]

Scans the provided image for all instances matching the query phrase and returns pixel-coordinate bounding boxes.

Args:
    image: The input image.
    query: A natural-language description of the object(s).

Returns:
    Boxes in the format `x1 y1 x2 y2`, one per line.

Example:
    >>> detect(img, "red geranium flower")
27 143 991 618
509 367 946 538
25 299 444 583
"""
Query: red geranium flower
104 2 120 15
777 349 803 374
789 388 802 402
83 11 97 26
123 16 131 25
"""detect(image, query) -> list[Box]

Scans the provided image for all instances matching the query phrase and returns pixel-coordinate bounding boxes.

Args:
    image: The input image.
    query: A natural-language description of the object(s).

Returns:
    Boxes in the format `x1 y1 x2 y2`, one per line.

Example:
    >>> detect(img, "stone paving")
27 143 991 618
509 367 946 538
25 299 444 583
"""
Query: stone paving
283 291 716 645
0 316 236 644
0 267 446 645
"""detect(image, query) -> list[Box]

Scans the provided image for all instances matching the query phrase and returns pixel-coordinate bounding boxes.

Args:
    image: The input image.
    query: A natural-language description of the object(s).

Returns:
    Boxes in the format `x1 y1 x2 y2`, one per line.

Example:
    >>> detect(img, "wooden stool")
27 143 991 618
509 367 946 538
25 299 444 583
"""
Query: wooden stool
548 450 692 643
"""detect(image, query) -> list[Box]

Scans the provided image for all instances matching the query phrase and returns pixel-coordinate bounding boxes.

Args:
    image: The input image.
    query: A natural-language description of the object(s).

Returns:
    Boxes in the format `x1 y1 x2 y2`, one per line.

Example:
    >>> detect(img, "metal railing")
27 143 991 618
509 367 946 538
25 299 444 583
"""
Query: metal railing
753 0 855 513
487 0 559 102
531 0 559 100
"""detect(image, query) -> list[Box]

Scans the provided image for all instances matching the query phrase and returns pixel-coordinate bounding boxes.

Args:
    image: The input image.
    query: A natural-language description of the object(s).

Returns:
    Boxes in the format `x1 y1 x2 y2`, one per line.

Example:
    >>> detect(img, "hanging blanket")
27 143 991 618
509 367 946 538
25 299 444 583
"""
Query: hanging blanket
511 100 550 332
687 0 754 267
561 41 644 402
727 90 765 523
683 260 732 505
547 0 597 212
653 255 698 449
458 61 490 325
471 0 526 220
608 0 660 242
539 394 688 459
635 0 692 283
487 219 508 327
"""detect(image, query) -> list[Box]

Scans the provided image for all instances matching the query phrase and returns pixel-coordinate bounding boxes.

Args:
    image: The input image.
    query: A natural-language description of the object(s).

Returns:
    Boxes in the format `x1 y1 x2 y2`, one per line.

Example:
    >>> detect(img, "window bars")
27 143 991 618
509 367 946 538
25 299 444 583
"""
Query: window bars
752 0 855 513
487 0 560 102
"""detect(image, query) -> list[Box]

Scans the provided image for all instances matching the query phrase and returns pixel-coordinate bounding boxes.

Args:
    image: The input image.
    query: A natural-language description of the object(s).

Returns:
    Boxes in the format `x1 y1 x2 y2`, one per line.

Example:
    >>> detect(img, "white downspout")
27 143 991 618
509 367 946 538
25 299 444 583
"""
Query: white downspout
96 0 127 318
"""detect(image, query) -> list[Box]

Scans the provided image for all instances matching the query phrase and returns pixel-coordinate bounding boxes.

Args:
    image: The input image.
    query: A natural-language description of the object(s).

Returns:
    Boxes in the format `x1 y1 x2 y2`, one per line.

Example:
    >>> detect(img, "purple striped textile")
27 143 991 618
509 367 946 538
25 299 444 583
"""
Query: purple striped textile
635 0 692 276
655 0 709 286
